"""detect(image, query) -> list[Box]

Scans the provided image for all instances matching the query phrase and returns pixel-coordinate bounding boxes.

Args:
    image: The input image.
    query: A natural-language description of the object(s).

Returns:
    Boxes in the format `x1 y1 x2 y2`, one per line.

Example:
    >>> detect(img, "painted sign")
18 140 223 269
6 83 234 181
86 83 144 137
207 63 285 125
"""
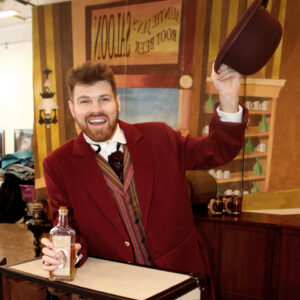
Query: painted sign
87 0 182 65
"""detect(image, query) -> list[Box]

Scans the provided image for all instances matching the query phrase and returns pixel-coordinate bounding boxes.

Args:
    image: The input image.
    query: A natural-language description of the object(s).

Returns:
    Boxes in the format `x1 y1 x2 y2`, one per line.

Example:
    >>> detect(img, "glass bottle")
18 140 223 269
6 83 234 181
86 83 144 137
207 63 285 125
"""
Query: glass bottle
204 94 215 111
259 114 268 132
49 207 76 281
250 181 260 193
253 157 263 175
245 137 254 154
217 183 222 195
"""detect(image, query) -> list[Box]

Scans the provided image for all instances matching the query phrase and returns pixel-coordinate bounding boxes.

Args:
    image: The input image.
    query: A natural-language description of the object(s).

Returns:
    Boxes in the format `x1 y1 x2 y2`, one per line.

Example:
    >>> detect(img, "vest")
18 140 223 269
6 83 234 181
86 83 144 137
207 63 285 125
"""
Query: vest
95 144 153 266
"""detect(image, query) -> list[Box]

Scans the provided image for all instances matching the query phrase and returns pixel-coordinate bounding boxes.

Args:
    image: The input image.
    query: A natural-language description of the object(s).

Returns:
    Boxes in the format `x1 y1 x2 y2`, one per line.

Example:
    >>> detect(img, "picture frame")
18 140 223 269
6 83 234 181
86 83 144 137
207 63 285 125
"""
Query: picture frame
0 130 4 157
14 129 33 152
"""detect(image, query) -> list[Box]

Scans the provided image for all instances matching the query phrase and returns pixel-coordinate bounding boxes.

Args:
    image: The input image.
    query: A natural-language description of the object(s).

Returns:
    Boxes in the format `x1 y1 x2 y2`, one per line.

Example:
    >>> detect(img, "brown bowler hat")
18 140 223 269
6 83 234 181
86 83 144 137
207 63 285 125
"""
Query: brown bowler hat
214 0 282 75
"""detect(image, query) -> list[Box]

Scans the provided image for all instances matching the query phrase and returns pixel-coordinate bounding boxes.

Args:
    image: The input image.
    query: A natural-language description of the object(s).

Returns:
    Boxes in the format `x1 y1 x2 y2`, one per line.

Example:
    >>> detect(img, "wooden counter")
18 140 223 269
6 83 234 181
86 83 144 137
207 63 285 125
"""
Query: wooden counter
0 257 205 300
194 212 300 300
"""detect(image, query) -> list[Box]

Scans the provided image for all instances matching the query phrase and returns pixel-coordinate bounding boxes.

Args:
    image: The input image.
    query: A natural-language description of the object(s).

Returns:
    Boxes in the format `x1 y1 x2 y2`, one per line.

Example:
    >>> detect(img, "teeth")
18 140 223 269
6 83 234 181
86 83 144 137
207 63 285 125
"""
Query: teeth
89 119 105 124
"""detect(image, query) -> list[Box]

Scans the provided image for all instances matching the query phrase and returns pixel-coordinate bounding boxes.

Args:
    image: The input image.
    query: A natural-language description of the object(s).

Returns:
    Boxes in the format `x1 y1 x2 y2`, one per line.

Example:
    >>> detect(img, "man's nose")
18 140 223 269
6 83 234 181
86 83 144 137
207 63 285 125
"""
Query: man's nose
91 100 103 112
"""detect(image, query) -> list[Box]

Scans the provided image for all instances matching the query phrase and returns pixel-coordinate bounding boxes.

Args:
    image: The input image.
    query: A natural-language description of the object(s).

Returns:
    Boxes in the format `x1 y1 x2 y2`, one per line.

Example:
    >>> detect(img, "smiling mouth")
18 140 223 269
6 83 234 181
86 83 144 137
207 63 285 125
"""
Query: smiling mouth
88 119 107 126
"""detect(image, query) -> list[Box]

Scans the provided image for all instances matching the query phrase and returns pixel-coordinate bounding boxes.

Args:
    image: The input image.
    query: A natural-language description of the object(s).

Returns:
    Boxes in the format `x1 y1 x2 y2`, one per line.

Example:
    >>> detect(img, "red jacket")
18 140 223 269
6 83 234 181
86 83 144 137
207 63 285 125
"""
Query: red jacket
43 108 247 277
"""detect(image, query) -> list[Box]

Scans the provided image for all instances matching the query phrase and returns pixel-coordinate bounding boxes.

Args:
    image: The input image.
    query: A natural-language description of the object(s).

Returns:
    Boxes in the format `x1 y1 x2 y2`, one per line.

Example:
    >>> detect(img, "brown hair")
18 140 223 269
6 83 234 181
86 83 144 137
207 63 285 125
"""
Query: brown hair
66 61 117 100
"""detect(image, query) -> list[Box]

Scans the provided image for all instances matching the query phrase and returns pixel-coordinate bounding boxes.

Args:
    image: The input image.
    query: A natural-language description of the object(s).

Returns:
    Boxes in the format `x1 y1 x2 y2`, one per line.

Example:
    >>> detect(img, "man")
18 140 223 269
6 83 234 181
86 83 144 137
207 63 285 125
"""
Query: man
41 61 247 289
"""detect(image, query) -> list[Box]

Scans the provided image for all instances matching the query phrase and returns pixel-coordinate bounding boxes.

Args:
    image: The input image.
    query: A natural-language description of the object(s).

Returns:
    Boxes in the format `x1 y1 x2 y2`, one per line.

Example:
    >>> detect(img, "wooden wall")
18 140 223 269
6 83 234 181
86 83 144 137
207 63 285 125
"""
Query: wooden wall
269 0 300 191
32 2 75 194
33 0 300 193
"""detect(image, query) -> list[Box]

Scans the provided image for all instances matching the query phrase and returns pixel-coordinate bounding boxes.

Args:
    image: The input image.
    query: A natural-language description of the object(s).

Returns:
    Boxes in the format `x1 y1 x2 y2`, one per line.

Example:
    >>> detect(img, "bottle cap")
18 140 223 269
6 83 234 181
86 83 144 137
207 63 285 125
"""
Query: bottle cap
59 206 68 214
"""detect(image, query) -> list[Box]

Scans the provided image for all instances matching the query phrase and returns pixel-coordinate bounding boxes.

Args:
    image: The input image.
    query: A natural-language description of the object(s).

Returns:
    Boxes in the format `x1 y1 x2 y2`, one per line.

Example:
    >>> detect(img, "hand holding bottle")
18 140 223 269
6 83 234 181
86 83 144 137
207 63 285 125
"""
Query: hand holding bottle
41 207 81 281
41 237 81 272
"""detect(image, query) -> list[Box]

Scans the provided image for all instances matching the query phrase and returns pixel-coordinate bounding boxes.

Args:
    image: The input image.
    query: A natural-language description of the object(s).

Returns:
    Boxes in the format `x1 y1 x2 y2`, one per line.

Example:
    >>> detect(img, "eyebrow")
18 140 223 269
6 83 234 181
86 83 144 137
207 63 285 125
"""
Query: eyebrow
76 94 112 101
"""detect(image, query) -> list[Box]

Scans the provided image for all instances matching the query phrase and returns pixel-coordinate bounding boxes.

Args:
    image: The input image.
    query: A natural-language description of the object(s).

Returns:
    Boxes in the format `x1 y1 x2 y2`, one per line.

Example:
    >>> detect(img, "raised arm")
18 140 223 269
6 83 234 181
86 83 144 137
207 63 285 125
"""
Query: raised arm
211 63 241 113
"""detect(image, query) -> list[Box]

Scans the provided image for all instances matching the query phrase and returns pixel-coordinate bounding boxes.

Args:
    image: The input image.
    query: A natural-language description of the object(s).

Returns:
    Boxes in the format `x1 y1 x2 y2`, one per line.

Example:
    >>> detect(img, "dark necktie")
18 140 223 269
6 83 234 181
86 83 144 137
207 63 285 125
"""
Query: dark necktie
108 143 124 183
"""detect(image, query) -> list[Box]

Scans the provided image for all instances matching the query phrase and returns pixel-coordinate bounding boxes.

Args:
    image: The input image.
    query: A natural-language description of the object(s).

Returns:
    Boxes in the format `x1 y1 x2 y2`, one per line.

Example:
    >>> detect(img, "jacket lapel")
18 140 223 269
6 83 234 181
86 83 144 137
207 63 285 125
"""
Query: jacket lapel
119 121 154 228
71 133 127 238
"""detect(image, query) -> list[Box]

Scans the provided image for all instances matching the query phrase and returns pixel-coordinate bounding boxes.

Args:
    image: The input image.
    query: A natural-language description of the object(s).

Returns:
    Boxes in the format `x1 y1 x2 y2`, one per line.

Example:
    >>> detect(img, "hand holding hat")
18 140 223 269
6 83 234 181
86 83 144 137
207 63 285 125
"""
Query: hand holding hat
211 63 240 113
214 0 282 75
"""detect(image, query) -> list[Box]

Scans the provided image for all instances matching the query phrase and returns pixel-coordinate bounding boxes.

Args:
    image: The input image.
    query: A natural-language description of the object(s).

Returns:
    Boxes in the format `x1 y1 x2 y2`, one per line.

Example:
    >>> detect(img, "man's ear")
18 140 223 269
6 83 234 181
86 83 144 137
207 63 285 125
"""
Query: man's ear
68 100 75 118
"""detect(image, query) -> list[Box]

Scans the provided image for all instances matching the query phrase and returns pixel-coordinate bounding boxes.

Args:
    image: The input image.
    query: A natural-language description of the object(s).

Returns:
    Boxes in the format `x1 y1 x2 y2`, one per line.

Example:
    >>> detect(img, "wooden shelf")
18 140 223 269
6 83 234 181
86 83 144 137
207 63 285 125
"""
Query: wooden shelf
202 128 269 138
245 125 269 137
204 77 286 193
206 77 286 98
234 152 267 160
245 132 269 137
204 109 271 115
216 172 265 184
248 110 271 115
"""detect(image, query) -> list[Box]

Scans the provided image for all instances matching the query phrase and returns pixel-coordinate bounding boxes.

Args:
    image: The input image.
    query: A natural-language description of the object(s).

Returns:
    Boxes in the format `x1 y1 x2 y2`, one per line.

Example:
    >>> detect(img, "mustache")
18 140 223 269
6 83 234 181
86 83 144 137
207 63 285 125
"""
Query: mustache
86 112 108 118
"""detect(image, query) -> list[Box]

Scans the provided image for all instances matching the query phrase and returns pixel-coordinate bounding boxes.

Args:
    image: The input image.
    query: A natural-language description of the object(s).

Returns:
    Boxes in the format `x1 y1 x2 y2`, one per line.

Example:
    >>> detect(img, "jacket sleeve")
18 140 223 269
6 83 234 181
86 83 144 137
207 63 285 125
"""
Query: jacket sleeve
43 157 88 267
167 104 249 171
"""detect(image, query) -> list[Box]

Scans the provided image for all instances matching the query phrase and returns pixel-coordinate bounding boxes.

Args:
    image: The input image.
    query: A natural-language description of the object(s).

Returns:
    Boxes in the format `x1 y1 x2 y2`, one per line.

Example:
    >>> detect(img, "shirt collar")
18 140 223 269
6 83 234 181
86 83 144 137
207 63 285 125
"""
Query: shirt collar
83 124 126 159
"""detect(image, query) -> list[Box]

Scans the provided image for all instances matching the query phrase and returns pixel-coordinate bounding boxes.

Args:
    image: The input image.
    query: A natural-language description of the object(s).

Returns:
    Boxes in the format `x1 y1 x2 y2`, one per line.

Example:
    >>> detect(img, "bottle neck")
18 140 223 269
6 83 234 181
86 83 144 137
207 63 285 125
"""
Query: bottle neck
58 213 68 226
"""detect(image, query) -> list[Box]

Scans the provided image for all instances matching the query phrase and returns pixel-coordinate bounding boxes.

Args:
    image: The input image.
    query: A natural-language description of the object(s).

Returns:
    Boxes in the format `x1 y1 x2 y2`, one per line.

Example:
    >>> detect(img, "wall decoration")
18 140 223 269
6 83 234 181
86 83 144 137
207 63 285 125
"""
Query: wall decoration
86 0 182 67
38 68 58 128
0 130 5 157
14 129 33 152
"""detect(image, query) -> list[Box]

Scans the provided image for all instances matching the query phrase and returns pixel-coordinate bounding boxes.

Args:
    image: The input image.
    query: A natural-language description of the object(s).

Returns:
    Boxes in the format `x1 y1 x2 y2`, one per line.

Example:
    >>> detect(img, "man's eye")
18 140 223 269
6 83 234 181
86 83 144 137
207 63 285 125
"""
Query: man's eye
101 97 111 102
79 99 89 104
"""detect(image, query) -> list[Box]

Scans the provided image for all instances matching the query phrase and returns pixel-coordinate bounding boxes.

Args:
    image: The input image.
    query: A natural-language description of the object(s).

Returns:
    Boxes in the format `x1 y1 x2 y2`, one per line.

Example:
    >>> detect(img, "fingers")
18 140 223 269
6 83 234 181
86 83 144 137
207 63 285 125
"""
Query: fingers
218 66 240 81
75 243 81 252
42 260 61 271
41 237 53 249
41 239 82 271
41 237 62 271
212 63 240 81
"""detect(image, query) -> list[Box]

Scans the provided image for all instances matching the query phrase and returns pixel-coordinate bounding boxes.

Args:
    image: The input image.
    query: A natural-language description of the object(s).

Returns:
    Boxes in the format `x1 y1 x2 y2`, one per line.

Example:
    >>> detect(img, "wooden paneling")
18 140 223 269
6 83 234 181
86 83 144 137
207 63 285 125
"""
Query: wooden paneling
195 213 300 300
216 225 274 299
194 219 215 270
269 0 300 191
277 229 300 300
188 0 208 137
33 2 75 193
54 3 77 142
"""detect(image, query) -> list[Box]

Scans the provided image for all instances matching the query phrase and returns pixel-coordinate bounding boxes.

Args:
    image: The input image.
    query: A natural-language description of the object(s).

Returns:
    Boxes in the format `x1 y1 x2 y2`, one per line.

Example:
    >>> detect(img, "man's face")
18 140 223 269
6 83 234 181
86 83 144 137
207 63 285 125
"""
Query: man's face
69 80 121 142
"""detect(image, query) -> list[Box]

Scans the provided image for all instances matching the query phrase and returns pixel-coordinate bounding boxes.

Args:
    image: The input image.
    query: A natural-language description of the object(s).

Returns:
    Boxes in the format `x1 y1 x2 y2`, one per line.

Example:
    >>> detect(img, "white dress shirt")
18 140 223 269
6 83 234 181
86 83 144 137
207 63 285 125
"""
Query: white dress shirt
216 105 243 123
84 124 126 161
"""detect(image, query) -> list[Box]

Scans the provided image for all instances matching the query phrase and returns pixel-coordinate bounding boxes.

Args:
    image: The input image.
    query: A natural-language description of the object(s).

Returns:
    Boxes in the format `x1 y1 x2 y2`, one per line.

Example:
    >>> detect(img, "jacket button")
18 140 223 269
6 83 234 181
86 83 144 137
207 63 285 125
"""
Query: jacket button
124 241 131 247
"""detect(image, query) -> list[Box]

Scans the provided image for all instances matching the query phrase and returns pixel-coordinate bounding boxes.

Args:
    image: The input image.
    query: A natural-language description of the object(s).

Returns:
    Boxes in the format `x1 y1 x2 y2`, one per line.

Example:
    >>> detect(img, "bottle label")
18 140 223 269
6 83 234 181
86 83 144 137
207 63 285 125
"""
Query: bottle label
52 235 71 276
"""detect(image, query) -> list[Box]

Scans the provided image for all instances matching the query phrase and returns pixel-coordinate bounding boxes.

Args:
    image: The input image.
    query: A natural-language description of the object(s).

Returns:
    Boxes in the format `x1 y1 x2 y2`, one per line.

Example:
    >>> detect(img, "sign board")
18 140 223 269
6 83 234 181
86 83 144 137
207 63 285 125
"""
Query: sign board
86 0 182 66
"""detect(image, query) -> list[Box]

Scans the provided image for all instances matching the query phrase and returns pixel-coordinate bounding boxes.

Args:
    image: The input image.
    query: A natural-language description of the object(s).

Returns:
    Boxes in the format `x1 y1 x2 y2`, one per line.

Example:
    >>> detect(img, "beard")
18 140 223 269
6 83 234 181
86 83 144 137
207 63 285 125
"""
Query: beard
75 111 119 142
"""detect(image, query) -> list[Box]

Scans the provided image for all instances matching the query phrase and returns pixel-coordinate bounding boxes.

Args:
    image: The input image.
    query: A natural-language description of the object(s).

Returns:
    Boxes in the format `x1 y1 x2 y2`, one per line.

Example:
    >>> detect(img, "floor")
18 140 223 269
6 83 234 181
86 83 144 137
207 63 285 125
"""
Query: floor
0 222 35 265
